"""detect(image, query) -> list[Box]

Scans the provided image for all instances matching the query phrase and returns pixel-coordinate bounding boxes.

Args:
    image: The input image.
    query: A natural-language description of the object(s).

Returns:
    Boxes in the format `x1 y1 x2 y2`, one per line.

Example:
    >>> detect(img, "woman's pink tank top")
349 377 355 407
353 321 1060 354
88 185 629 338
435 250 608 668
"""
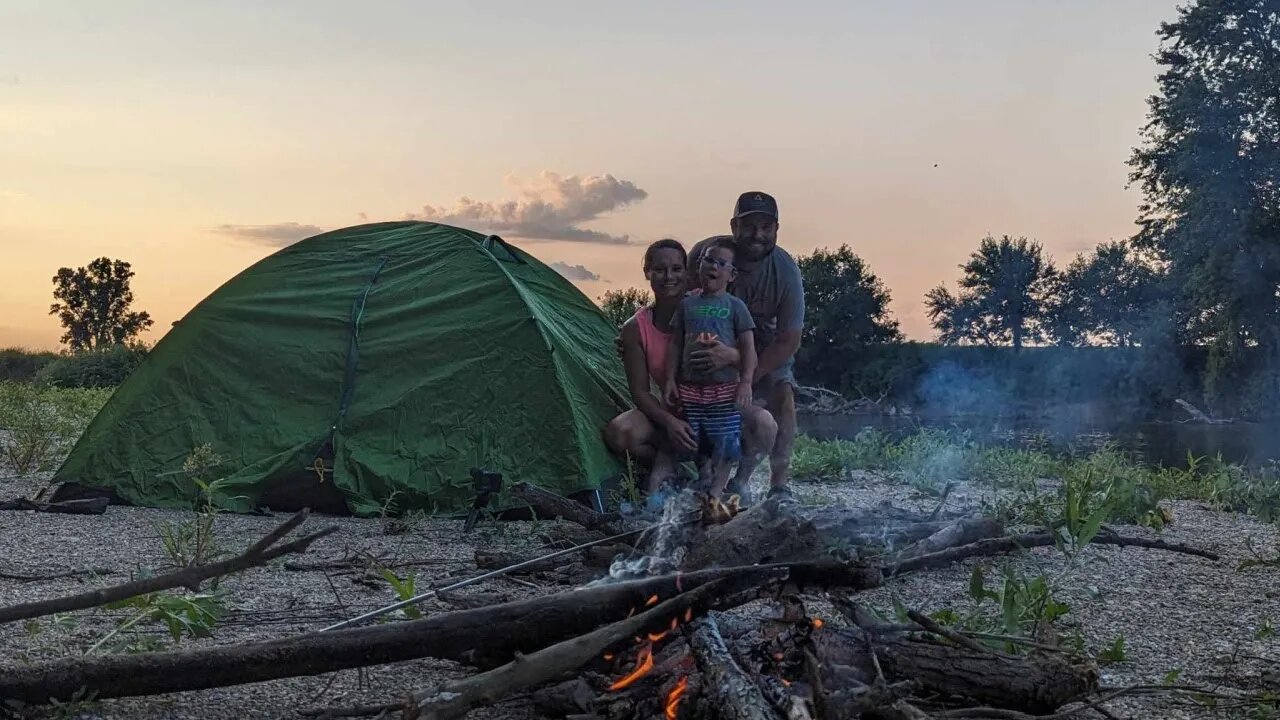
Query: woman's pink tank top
633 306 671 387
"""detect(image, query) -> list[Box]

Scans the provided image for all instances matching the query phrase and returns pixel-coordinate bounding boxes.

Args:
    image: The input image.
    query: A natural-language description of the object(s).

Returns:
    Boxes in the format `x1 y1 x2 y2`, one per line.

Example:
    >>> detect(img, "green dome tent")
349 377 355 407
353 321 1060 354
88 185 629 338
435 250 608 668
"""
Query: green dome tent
51 221 632 516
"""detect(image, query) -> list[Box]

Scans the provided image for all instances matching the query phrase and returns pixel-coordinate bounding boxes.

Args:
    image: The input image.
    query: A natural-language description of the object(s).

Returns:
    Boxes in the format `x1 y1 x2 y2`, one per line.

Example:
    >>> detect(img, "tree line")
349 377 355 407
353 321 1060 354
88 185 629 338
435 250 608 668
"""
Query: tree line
603 0 1278 416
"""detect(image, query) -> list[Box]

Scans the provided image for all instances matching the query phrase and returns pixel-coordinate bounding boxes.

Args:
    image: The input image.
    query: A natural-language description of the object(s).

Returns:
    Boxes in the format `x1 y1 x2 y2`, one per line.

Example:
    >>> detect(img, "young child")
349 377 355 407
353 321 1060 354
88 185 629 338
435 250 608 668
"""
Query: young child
663 237 757 497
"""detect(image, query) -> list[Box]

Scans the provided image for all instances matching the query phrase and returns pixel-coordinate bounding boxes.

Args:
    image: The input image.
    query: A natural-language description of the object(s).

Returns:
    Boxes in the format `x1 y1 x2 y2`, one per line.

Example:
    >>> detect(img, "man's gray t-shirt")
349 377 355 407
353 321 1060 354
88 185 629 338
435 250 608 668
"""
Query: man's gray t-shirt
672 291 755 385
688 237 805 387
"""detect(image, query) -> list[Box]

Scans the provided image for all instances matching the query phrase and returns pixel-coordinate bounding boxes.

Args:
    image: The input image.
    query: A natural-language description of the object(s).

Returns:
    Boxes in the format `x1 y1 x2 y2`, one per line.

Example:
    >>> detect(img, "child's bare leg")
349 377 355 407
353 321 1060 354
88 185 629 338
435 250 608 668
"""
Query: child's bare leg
709 458 732 498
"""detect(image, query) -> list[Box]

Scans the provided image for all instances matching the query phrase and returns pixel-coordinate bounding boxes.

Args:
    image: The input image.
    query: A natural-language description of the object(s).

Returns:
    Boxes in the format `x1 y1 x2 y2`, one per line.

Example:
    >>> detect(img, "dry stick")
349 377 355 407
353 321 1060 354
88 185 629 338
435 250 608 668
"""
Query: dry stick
906 610 996 656
402 568 786 720
0 509 338 626
888 531 1218 576
687 615 778 720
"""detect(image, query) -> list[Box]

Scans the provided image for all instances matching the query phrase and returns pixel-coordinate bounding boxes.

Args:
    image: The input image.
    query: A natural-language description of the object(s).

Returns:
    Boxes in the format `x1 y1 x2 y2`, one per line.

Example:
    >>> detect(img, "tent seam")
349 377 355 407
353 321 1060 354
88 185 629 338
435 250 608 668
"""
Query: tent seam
457 229 596 495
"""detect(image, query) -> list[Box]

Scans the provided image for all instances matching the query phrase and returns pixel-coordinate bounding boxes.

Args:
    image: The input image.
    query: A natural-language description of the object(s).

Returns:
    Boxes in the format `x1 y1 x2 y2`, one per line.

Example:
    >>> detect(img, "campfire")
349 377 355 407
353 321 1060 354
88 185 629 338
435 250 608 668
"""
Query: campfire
0 481 1220 720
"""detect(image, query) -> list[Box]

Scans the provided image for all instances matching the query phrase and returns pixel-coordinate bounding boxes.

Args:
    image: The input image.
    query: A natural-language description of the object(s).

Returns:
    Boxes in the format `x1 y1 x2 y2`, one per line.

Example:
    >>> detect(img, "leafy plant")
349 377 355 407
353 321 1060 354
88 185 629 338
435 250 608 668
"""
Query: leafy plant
378 568 422 620
89 590 226 654
1098 635 1128 665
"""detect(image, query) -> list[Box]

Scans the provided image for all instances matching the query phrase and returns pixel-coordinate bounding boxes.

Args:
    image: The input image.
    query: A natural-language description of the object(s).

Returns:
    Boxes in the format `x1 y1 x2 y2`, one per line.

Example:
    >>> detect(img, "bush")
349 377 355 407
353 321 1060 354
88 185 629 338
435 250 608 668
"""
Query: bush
0 382 112 474
0 347 60 382
35 344 147 389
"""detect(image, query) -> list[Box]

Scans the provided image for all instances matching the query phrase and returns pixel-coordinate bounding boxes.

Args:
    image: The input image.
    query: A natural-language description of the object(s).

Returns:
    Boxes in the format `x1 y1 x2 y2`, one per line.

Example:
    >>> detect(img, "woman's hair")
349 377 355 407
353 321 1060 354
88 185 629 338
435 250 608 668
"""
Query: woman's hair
642 238 687 273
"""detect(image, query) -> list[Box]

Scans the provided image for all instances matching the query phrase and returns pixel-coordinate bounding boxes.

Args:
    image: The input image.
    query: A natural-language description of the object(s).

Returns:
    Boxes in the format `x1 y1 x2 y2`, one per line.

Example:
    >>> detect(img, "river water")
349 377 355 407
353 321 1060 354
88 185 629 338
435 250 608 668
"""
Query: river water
799 407 1280 469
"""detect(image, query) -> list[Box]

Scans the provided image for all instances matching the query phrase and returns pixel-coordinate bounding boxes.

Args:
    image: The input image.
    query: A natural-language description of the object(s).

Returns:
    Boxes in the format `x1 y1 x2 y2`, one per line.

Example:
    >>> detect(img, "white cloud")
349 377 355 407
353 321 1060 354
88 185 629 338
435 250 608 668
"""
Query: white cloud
406 171 647 245
549 261 602 282
212 223 326 246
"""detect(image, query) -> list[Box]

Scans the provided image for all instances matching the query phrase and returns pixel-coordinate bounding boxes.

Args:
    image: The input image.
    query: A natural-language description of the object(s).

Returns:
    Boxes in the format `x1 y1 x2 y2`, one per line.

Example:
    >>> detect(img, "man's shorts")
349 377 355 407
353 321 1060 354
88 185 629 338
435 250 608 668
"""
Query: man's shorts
676 382 742 462
752 365 799 408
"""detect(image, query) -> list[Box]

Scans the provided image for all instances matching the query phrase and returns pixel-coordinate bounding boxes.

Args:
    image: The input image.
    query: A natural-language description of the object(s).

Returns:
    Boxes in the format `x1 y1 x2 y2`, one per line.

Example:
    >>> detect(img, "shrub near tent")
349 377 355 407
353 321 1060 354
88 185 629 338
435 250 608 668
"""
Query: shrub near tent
51 222 631 516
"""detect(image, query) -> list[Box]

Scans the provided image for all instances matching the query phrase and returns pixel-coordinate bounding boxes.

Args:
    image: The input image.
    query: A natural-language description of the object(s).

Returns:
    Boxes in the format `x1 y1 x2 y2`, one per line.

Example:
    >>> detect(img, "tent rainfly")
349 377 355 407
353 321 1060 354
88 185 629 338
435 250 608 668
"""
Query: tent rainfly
51 221 632 516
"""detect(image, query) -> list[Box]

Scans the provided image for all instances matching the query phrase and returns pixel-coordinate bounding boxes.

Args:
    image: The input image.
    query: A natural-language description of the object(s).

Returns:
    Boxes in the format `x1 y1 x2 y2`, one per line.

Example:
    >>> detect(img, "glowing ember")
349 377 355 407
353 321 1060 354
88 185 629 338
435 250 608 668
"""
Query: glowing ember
645 594 659 607
811 618 825 629
664 676 689 719
781 678 792 687
684 608 693 622
603 653 614 661
648 629 670 643
609 644 655 691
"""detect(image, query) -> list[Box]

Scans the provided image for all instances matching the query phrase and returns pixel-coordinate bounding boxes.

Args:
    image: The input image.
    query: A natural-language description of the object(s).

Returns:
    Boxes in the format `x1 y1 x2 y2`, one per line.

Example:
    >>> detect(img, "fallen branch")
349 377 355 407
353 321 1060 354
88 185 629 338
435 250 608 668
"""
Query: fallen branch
888 530 1218 576
687 616 778 720
509 482 624 534
0 497 108 515
402 569 784 720
0 567 115 582
299 702 403 719
0 509 338 626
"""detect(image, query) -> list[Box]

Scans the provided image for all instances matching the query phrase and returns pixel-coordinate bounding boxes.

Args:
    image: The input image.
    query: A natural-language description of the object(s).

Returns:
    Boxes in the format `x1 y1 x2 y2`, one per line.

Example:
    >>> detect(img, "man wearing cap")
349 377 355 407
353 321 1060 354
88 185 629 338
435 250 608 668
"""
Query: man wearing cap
686 191 804 499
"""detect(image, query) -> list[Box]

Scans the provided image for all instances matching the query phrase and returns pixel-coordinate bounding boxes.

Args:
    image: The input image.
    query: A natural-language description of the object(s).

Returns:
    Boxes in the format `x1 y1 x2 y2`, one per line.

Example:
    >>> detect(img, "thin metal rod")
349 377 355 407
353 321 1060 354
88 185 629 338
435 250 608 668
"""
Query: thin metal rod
318 514 694 632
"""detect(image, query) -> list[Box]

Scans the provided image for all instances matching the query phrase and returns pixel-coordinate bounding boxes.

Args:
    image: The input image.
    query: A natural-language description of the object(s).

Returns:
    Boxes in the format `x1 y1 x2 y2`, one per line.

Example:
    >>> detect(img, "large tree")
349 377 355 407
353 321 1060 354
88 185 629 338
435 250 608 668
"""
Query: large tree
1050 241 1163 347
49 257 153 352
1127 0 1280 360
796 245 902 384
925 235 1059 350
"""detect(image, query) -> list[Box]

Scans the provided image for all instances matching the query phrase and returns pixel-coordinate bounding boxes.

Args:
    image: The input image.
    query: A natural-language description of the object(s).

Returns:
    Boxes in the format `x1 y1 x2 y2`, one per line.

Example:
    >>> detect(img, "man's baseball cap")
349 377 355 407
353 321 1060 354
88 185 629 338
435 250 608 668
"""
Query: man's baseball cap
732 191 779 220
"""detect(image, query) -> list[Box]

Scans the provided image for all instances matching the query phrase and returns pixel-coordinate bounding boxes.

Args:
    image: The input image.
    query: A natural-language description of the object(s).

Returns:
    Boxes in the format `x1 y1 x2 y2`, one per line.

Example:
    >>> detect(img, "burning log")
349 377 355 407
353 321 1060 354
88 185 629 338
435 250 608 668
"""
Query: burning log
686 616 777 720
401 568 786 720
0 566 799 705
678 496 1006 571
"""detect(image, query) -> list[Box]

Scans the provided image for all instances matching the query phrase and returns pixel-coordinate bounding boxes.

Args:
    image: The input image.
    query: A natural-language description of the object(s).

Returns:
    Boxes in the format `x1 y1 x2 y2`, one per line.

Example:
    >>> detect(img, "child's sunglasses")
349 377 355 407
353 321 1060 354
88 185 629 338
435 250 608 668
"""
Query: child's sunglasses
700 256 734 270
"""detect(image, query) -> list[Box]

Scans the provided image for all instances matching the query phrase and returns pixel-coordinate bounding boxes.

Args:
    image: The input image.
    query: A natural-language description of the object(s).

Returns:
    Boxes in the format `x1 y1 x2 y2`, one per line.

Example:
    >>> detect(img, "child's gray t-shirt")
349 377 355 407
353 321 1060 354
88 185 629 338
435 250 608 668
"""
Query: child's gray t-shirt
672 291 755 385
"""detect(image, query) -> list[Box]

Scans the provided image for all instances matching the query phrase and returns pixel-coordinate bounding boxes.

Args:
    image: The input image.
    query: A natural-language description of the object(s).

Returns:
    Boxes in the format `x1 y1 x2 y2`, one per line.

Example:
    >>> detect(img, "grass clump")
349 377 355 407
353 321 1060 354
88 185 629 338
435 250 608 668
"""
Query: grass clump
791 427 1280 528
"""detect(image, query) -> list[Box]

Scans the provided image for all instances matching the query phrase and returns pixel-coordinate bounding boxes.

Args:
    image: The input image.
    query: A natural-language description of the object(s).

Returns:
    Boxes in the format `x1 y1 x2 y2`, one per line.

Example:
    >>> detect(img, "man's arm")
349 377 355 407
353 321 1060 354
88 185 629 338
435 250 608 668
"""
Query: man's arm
753 256 805 382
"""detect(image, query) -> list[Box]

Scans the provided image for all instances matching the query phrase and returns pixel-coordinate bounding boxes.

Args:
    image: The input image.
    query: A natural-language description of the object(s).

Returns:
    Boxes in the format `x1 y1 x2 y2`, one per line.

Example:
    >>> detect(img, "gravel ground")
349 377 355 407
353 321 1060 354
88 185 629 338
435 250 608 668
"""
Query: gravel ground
2 467 1279 719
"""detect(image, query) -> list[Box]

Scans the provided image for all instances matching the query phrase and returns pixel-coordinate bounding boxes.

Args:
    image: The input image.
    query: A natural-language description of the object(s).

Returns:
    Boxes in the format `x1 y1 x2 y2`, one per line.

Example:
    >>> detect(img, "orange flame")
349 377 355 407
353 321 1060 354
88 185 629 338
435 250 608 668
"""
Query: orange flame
603 653 614 661
781 678 792 687
648 617 680 643
645 594 659 607
609 644 655 691
684 608 693 622
665 676 689 719
811 618 825 629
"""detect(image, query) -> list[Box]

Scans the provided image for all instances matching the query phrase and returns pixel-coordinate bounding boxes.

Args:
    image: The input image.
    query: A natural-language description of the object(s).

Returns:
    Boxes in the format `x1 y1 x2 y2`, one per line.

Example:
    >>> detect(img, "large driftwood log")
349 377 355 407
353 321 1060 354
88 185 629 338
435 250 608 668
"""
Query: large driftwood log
0 509 337 625
680 497 1005 570
403 570 783 720
0 565 824 705
811 627 1098 714
687 616 778 720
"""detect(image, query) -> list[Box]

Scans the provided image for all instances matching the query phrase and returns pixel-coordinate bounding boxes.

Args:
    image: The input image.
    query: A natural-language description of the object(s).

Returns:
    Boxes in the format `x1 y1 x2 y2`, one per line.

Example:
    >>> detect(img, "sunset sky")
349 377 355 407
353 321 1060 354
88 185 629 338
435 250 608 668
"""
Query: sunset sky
1 0 1179 351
